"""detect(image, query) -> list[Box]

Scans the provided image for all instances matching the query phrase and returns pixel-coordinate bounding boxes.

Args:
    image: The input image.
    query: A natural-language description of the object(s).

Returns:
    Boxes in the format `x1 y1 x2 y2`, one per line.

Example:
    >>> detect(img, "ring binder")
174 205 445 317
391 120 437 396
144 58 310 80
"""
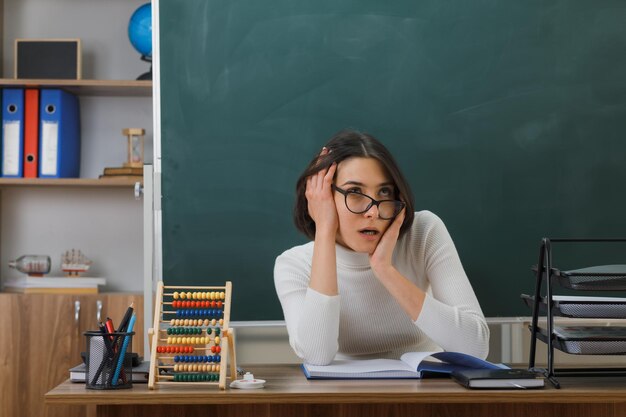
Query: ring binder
1 88 25 177
38 89 80 178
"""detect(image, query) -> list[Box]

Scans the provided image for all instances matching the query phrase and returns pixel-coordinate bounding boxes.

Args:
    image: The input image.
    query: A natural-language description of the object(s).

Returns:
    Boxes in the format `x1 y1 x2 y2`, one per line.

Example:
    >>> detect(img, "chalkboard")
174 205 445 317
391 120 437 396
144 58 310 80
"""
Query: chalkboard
159 0 626 320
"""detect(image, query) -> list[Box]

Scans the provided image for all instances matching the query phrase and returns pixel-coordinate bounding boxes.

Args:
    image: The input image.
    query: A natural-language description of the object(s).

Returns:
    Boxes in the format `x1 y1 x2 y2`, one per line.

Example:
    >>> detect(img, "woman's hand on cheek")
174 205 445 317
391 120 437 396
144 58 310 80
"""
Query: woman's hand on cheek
305 152 338 236
369 208 405 273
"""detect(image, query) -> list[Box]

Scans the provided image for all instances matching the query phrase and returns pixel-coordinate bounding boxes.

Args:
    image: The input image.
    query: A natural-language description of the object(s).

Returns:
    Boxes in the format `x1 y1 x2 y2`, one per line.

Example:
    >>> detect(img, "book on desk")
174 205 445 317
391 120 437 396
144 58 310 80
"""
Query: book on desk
451 368 545 389
301 351 508 379
70 360 150 383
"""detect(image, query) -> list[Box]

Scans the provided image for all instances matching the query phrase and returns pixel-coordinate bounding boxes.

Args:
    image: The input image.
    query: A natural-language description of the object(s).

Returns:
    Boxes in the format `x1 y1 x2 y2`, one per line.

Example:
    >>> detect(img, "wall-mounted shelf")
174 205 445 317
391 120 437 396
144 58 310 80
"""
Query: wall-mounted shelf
0 79 152 97
0 178 142 188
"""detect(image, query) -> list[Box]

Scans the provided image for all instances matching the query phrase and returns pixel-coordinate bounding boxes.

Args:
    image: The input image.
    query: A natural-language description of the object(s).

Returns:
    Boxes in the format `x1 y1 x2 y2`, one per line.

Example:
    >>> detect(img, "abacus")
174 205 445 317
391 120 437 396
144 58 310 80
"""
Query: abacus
148 281 237 389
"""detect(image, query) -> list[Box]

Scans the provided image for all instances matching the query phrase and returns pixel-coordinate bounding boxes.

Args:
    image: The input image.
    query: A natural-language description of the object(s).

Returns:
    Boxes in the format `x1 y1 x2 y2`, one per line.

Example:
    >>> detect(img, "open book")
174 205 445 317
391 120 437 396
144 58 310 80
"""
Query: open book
301 351 507 379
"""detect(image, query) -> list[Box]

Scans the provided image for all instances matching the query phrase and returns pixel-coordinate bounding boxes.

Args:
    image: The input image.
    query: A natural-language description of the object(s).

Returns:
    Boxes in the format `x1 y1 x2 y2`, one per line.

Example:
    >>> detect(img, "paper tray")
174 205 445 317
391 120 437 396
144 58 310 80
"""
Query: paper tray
521 294 626 318
533 325 626 355
532 265 626 291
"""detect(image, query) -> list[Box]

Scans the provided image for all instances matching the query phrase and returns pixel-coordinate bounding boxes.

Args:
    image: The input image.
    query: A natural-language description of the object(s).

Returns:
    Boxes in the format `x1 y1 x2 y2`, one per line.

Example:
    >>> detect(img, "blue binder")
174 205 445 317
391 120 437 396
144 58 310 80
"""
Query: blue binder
38 89 80 178
1 88 25 177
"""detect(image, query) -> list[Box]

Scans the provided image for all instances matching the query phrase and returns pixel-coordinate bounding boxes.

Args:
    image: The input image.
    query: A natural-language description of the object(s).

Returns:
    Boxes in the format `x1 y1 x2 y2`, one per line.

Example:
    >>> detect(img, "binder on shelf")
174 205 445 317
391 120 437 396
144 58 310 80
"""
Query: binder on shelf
38 89 80 178
1 88 25 177
23 88 39 178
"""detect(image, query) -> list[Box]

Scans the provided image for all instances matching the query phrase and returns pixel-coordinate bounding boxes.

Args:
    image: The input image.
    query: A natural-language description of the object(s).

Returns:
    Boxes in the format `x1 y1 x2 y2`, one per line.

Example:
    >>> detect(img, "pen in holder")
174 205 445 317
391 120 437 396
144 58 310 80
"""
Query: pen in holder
85 330 135 390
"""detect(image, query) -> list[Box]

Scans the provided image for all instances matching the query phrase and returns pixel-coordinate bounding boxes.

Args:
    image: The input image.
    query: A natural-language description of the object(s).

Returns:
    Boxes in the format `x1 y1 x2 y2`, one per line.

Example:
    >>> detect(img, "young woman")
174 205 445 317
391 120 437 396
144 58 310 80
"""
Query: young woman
274 130 489 365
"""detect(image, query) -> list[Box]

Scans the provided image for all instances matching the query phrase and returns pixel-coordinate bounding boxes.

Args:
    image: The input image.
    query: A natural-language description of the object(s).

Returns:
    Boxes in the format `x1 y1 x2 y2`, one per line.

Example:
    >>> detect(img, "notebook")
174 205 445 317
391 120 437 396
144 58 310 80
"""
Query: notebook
451 368 544 389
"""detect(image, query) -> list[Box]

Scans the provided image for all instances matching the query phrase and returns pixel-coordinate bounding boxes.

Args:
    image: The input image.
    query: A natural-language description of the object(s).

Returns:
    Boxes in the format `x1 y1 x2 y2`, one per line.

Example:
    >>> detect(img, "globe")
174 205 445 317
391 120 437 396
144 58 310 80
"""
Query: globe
128 3 152 58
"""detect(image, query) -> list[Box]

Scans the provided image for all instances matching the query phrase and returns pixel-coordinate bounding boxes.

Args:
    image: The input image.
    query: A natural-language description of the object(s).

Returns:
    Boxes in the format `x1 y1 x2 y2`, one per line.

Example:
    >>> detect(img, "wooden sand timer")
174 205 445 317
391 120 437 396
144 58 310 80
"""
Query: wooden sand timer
123 128 145 168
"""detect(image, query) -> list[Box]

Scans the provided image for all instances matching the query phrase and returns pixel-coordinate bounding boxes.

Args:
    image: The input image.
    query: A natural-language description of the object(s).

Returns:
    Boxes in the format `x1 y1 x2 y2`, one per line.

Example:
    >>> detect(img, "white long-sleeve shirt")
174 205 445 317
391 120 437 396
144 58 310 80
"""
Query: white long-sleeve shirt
274 210 489 365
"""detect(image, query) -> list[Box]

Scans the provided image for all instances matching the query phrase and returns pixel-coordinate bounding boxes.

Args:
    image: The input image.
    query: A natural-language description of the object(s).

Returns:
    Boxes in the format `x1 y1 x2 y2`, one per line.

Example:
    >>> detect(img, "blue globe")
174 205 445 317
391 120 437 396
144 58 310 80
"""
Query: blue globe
128 3 152 57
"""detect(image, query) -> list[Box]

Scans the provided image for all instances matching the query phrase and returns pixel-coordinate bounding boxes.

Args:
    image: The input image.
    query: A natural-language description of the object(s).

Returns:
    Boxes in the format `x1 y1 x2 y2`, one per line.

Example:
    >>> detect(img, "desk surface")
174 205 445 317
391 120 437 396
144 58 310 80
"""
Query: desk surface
45 364 626 406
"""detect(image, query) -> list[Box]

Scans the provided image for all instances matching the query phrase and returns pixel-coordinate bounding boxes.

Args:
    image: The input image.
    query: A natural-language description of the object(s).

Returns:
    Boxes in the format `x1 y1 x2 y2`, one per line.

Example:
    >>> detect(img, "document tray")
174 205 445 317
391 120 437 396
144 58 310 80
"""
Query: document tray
521 294 626 318
534 325 626 355
549 265 626 291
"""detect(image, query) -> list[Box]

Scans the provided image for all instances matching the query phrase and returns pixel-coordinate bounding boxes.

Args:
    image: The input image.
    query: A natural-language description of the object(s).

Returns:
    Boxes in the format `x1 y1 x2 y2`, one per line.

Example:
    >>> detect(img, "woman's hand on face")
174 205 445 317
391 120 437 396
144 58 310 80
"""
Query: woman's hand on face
305 148 338 236
369 208 405 272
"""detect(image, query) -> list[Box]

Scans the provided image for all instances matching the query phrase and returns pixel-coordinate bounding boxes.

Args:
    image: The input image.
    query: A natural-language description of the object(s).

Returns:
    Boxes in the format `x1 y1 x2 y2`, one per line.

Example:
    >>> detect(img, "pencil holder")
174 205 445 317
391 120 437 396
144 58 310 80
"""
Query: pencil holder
84 330 135 390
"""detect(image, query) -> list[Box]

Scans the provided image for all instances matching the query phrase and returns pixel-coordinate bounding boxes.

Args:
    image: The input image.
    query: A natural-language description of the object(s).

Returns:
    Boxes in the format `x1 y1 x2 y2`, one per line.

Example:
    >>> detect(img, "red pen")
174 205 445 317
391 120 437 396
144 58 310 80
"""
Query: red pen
105 317 115 339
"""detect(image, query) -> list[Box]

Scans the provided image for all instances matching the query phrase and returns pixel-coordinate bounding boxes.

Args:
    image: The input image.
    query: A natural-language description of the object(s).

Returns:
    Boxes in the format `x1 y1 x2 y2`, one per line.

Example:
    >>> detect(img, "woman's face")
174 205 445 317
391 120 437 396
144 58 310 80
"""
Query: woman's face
333 157 396 254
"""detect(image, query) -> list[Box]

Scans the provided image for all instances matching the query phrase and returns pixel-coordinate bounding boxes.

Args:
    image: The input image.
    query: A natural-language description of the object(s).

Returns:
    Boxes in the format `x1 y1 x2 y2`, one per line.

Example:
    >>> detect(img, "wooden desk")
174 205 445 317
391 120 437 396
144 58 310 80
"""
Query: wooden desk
46 364 626 417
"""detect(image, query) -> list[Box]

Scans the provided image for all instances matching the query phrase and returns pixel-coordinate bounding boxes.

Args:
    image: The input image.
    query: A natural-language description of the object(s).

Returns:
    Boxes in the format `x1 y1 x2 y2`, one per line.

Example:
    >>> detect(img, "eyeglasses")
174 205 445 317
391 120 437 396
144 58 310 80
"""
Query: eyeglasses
332 185 405 220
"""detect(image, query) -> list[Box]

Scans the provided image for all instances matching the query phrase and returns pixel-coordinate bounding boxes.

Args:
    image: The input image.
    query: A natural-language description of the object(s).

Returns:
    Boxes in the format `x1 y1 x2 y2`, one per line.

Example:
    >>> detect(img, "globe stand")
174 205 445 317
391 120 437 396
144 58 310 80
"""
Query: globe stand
137 55 152 81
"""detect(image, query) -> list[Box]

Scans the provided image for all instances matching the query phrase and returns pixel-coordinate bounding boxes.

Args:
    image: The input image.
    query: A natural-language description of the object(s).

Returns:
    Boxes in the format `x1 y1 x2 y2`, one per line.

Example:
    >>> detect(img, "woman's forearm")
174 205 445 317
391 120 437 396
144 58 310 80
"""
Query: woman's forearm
309 228 338 295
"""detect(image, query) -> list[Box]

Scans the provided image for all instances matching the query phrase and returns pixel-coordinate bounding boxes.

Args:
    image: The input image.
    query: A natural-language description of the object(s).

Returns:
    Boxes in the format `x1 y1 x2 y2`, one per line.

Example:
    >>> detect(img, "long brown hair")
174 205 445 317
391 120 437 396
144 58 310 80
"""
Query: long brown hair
294 129 415 240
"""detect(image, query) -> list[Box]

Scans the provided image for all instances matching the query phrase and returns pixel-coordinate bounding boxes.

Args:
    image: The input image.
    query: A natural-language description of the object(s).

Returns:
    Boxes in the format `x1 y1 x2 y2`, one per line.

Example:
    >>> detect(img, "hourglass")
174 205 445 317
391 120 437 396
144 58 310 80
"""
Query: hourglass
123 128 145 168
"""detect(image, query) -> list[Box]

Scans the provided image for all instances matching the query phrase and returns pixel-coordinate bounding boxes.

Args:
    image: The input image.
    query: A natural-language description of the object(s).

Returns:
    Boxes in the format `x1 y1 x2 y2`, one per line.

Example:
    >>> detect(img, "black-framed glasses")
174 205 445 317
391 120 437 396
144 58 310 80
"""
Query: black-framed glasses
332 185 405 220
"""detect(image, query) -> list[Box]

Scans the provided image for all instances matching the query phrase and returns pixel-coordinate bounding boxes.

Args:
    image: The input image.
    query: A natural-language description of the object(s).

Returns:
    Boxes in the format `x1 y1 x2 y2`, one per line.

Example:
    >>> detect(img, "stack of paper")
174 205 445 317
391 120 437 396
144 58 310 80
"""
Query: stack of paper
2 276 106 294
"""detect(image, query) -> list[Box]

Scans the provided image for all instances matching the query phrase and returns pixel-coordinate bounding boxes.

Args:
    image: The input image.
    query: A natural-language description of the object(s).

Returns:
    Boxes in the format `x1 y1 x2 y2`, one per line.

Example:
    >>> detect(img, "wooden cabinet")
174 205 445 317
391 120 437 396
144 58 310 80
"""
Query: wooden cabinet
0 292 143 417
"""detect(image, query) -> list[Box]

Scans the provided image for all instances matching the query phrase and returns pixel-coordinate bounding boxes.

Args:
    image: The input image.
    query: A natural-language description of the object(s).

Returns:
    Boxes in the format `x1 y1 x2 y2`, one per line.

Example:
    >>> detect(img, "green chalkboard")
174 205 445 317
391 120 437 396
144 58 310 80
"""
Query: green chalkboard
159 0 626 320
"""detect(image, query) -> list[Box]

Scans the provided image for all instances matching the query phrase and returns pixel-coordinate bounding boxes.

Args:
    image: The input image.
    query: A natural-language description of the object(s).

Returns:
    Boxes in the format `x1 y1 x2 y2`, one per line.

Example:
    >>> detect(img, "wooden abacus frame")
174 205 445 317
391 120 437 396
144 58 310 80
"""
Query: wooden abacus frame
148 281 237 389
